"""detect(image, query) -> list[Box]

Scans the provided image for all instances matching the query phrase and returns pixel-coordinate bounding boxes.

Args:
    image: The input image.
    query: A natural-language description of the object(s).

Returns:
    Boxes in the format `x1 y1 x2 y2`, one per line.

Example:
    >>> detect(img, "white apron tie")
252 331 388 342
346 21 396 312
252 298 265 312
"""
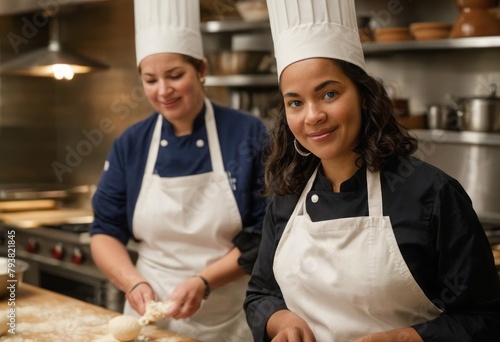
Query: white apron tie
273 168 442 342
126 98 251 342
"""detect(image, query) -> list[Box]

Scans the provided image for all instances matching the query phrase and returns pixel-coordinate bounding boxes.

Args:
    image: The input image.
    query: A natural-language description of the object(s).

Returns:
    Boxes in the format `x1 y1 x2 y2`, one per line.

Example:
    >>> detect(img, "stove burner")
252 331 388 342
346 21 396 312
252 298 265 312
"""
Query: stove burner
44 223 91 233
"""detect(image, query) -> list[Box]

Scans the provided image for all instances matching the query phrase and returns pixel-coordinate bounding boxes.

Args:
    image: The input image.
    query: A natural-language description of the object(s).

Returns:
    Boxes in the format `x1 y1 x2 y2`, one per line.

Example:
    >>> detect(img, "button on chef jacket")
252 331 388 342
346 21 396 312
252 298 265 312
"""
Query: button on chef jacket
244 156 500 341
90 102 268 273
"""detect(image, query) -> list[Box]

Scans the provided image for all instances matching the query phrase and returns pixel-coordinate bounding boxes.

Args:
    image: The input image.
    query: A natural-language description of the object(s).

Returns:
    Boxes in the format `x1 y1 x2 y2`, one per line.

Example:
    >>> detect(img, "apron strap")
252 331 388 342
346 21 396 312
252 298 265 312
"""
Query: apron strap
143 99 225 175
367 171 383 217
204 98 224 173
144 114 163 175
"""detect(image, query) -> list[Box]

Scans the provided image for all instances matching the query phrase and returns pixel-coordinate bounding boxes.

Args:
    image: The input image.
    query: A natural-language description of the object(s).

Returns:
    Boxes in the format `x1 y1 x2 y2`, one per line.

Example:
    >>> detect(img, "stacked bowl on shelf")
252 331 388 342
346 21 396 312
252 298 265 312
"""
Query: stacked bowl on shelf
373 27 412 42
410 22 454 41
373 23 453 43
371 0 500 43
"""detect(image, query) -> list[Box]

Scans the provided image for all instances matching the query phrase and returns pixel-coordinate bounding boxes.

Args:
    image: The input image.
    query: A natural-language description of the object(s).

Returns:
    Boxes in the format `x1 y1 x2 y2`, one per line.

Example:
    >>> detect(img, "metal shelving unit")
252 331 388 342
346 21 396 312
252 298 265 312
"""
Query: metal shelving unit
205 74 277 87
202 19 500 86
362 36 500 55
202 20 275 87
412 129 500 146
201 19 270 33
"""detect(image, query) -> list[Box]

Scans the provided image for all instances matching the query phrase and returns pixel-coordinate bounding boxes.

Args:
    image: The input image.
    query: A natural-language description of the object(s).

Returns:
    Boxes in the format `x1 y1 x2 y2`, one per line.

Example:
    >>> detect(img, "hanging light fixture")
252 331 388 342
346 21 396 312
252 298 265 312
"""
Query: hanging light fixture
0 14 108 80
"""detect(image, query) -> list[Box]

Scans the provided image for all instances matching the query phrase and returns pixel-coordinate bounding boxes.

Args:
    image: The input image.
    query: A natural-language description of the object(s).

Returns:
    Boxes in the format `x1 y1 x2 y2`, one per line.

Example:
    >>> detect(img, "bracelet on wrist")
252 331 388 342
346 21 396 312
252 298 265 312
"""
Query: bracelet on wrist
192 275 211 299
128 281 150 295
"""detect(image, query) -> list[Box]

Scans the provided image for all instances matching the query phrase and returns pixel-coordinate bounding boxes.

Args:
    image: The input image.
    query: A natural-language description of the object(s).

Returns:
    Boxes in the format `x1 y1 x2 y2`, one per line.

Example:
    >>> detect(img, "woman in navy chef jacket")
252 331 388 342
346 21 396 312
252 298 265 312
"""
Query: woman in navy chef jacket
90 0 267 341
244 0 500 341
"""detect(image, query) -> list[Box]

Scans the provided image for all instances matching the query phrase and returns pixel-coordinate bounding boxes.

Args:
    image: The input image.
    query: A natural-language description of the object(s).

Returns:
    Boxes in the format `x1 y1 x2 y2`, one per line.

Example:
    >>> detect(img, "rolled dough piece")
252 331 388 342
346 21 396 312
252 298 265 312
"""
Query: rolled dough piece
138 300 174 326
108 315 142 341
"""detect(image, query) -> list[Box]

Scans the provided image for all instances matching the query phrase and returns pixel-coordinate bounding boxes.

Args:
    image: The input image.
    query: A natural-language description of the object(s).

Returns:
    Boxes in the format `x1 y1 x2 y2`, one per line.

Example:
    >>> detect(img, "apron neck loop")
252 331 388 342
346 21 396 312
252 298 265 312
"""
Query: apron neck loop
144 99 225 176
203 97 224 173
144 114 164 175
366 170 383 217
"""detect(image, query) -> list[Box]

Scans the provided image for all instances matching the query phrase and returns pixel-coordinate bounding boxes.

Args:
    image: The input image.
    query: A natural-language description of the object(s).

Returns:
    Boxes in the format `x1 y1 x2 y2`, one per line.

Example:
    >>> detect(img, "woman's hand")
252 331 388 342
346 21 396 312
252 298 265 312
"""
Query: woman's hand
267 310 316 342
353 327 423 342
125 281 155 316
164 276 207 319
91 235 155 316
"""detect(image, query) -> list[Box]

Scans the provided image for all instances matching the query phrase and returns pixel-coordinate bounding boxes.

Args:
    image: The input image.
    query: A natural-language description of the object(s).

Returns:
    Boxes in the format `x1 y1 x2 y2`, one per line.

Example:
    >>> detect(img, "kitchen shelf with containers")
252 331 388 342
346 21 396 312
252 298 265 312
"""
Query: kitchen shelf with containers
201 19 269 33
361 15 500 54
201 19 500 87
201 19 276 87
362 0 500 54
362 35 500 55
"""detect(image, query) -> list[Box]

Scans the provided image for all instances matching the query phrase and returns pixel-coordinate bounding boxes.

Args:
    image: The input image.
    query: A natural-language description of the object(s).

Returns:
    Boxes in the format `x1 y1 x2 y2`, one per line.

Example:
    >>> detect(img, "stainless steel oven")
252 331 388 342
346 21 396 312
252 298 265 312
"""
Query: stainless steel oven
0 185 136 311
0 222 136 312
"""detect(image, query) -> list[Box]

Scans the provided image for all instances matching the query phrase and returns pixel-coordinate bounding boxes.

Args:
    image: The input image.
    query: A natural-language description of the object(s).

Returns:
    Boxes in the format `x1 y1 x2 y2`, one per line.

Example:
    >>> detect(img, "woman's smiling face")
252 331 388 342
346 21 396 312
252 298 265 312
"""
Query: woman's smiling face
280 58 362 163
139 53 206 134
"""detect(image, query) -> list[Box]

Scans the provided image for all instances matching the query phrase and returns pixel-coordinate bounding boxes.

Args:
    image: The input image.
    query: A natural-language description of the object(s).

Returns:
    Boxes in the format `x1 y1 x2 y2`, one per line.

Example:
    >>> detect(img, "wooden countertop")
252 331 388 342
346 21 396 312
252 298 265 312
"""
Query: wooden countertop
0 283 198 341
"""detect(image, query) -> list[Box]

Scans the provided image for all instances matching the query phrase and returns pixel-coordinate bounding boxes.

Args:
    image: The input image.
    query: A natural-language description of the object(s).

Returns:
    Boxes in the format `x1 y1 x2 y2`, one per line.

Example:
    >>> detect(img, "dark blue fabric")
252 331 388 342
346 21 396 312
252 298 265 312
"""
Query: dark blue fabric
90 101 269 248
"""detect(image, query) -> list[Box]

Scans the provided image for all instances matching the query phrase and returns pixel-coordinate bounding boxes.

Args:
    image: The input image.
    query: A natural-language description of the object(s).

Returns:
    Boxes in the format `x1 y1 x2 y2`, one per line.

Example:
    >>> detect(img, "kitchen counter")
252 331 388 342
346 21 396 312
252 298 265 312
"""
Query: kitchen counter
0 283 198 341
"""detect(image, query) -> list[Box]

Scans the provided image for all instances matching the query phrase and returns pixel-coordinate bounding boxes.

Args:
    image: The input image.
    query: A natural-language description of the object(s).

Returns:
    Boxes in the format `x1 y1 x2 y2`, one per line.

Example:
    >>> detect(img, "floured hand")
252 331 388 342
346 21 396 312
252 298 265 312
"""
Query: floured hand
138 300 174 326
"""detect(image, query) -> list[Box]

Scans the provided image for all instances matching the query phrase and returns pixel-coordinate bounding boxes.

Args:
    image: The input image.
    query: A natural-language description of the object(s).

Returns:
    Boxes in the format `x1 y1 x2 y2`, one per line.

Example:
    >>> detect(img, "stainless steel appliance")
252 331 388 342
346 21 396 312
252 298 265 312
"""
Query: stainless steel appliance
414 129 500 274
414 129 500 225
0 219 135 312
0 184 137 312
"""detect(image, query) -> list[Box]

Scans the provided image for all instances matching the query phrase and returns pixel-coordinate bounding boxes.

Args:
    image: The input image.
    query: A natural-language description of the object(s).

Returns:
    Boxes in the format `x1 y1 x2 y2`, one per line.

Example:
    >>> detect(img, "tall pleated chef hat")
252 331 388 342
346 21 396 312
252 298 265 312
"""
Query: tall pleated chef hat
134 0 204 66
266 0 366 78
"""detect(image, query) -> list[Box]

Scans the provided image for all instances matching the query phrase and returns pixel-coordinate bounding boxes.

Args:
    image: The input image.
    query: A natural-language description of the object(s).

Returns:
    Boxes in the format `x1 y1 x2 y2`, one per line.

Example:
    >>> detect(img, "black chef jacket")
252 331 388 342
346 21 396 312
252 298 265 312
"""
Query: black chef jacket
244 156 500 342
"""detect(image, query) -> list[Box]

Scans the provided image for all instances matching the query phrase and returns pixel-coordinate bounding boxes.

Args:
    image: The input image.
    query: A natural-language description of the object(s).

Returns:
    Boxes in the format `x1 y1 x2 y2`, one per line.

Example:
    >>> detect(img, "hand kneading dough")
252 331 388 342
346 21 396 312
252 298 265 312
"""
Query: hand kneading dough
138 300 174 326
108 315 142 341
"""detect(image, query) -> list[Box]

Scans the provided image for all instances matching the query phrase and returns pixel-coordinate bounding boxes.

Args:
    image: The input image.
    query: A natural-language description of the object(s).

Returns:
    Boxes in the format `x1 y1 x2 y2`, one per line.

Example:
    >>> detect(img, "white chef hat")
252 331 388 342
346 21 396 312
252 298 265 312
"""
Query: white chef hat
266 0 366 78
134 0 204 66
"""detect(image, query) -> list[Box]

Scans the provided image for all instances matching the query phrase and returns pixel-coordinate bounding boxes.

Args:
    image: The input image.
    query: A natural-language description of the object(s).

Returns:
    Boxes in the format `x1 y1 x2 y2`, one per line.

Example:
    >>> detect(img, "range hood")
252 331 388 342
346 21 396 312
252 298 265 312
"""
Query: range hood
0 0 109 80
0 0 108 16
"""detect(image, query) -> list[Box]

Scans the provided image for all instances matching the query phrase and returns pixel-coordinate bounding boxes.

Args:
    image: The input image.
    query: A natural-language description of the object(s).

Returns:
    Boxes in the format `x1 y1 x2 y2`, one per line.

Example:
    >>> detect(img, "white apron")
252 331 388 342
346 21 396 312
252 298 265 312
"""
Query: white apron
125 98 252 342
273 168 442 342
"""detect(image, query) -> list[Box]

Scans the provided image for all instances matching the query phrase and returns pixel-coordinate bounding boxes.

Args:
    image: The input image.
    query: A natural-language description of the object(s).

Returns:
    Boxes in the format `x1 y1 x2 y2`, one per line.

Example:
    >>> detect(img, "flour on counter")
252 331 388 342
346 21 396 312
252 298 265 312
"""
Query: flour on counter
0 302 112 342
0 303 185 342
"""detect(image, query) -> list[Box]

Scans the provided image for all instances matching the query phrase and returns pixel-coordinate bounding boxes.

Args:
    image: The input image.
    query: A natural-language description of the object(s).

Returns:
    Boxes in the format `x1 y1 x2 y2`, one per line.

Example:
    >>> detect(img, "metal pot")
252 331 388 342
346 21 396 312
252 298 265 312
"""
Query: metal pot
427 104 458 130
457 84 500 133
206 51 272 75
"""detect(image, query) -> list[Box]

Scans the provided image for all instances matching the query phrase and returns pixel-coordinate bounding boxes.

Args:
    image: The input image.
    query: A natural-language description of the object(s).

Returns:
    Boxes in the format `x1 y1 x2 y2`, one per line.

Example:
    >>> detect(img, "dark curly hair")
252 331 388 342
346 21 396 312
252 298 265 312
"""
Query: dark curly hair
264 58 418 197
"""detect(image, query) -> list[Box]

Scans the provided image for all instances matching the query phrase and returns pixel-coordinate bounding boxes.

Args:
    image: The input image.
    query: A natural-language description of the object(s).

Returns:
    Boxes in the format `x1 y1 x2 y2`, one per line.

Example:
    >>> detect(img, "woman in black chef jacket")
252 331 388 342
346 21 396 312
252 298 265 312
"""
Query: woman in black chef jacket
244 0 500 341
90 1 267 341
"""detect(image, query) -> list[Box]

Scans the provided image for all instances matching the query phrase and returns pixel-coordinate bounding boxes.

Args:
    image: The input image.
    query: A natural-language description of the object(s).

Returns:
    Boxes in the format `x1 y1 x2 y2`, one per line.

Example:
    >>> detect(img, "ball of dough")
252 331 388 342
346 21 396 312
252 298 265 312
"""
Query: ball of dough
108 315 142 341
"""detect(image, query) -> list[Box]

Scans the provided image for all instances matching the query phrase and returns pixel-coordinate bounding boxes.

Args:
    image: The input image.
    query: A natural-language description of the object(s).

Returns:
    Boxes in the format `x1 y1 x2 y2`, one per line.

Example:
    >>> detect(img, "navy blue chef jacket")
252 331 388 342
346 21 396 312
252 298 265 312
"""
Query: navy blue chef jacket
90 101 269 273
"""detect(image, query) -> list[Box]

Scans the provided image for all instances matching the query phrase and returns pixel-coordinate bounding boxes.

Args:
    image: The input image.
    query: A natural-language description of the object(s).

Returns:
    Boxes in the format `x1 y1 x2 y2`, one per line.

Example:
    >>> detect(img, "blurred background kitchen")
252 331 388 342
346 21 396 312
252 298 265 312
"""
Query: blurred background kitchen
0 0 499 311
